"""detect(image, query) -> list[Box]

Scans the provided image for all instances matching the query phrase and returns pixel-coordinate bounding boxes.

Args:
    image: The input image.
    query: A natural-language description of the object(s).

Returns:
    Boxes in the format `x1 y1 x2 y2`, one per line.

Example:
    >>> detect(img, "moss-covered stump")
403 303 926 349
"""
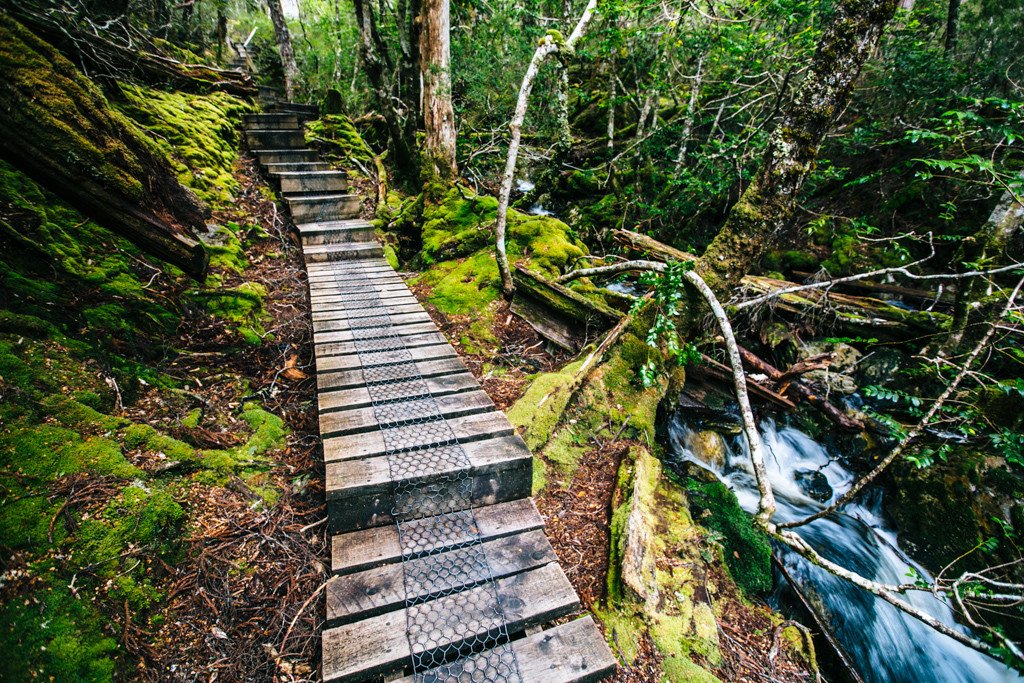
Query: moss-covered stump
604 447 723 681
0 15 209 277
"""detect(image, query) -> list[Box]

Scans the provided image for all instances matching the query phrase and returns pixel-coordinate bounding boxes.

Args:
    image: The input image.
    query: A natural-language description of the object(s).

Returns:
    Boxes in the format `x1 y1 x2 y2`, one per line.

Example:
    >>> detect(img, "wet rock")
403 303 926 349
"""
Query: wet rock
801 341 862 396
684 430 728 470
855 347 905 387
794 468 833 502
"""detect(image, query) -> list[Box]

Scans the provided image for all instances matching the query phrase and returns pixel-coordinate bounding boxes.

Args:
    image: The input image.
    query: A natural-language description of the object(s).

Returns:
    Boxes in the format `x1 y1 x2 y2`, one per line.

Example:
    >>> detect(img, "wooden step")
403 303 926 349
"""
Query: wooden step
317 369 479 414
305 258 392 274
254 149 319 165
319 387 491 436
265 161 333 175
274 101 319 117
309 290 422 313
392 617 617 683
314 341 457 374
288 194 362 223
278 170 348 195
322 563 580 682
323 410 517 462
331 498 544 575
297 220 375 245
310 300 425 322
317 355 467 393
314 330 448 359
246 129 306 149
242 113 301 130
325 432 532 532
314 322 441 346
303 243 384 263
325 529 557 627
313 310 434 334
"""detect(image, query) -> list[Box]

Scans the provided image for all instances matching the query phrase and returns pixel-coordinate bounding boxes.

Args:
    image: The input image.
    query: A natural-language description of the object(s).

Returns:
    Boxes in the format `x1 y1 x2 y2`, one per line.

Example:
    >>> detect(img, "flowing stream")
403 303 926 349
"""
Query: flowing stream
667 416 1020 683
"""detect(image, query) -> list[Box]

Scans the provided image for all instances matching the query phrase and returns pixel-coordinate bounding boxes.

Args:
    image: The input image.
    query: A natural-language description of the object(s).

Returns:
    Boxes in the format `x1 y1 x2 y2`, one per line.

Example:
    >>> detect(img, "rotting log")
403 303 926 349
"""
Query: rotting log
0 15 209 279
739 275 949 341
511 265 622 350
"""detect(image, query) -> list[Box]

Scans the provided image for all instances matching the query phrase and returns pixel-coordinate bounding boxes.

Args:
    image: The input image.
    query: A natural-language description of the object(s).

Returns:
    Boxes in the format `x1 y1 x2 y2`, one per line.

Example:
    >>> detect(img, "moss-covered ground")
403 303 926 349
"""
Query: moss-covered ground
0 87 316 680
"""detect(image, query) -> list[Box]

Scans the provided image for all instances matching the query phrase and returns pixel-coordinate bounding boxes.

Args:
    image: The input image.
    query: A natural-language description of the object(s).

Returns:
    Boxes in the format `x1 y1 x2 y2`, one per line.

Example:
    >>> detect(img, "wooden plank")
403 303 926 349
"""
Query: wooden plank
325 434 533 532
317 372 479 413
309 293 420 313
314 331 448 358
311 302 425 322
314 322 440 345
322 411 515 462
326 529 556 626
313 311 434 333
321 563 580 683
315 342 457 373
317 356 468 392
331 498 544 575
319 390 494 437
392 617 617 683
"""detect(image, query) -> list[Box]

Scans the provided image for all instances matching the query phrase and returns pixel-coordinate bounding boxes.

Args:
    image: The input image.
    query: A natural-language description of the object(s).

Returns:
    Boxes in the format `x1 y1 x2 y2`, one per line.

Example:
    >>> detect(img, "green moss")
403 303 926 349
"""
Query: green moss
0 585 118 683
686 480 773 595
507 358 586 451
117 85 252 208
661 655 723 683
306 114 374 165
121 423 198 462
181 408 202 429
41 394 129 432
191 281 269 344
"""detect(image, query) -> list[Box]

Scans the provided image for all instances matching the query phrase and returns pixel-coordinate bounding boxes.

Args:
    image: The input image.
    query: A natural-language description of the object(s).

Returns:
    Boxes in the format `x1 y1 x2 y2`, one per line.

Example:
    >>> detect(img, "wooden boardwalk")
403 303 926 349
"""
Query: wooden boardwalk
244 110 616 682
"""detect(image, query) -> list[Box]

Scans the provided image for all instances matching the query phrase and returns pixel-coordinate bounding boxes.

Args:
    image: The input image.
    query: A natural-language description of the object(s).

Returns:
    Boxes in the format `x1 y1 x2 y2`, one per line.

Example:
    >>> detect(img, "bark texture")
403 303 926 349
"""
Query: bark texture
419 0 458 183
0 15 209 278
267 0 299 100
699 0 899 295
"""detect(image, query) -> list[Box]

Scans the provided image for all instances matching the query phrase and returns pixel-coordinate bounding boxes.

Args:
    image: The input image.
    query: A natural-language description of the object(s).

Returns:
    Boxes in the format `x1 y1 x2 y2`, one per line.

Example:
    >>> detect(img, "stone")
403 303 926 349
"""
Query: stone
794 468 832 503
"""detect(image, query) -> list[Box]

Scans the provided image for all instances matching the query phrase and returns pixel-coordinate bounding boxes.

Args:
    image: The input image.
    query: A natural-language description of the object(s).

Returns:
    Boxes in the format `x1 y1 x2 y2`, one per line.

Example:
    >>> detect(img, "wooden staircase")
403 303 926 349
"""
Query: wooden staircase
243 107 616 683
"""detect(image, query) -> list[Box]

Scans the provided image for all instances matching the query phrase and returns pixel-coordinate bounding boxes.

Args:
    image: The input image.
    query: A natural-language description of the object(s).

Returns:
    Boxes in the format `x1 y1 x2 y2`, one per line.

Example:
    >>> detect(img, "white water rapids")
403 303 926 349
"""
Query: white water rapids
667 416 1020 683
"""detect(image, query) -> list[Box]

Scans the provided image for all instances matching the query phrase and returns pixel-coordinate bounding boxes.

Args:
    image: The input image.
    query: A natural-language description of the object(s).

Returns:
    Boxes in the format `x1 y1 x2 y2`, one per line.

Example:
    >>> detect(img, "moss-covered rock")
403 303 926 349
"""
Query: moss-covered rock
306 114 374 165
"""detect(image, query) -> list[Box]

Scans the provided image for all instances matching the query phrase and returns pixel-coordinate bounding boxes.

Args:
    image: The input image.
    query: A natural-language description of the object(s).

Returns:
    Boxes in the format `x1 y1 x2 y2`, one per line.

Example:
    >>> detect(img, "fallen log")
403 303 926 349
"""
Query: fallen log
612 229 950 341
737 345 864 432
511 265 622 350
0 15 209 279
791 270 954 308
695 354 798 410
9 5 256 98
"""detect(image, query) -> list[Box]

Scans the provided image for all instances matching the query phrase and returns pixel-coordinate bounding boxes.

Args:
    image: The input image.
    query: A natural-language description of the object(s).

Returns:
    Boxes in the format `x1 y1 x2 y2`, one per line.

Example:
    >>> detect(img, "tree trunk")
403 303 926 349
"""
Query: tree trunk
419 0 458 184
353 0 420 185
0 15 208 278
944 0 961 54
944 174 1024 351
698 0 899 295
267 0 299 100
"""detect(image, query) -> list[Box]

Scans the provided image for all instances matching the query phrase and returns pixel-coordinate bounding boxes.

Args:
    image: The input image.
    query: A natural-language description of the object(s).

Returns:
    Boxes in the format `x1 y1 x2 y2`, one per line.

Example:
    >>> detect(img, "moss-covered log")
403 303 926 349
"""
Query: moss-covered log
511 265 622 349
0 15 209 278
8 4 256 99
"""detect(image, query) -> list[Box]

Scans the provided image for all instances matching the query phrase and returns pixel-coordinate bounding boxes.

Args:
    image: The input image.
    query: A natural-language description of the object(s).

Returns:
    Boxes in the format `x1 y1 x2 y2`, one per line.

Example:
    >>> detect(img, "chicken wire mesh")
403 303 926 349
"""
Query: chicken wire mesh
326 260 522 682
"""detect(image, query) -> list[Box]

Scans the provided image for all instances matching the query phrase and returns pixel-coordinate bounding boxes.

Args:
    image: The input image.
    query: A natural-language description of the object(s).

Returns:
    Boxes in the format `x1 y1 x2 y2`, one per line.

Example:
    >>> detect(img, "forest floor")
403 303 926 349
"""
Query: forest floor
130 157 325 682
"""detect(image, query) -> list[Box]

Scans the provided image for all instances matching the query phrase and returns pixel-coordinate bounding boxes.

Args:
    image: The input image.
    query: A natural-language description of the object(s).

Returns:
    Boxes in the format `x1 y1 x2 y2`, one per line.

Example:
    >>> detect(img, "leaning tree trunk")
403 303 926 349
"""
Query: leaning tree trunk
698 0 900 295
495 0 601 297
267 0 300 100
419 0 458 184
0 15 208 278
